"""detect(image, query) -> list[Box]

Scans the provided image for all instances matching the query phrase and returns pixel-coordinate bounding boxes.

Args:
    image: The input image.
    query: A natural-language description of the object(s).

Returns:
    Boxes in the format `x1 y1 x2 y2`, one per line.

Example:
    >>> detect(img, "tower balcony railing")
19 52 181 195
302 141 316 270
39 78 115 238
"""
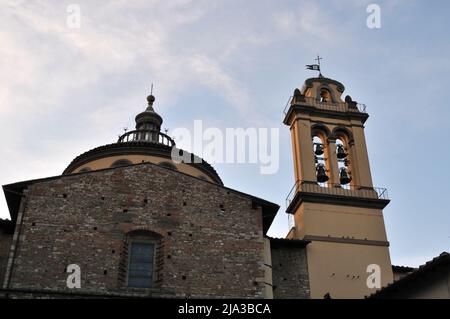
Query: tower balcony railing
118 129 175 147
286 180 389 208
283 96 367 115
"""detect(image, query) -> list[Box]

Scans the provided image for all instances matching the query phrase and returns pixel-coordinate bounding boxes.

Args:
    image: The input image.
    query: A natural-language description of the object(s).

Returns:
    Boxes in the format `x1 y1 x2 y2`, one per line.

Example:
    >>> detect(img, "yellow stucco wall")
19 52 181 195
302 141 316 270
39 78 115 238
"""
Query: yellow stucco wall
292 202 393 298
287 77 394 298
306 241 393 299
294 202 388 240
289 113 374 188
303 81 345 103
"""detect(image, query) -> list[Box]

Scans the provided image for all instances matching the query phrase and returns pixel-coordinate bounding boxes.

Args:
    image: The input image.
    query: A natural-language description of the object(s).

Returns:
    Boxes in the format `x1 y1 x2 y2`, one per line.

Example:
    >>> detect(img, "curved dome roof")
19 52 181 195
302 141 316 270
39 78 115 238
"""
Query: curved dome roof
63 93 223 185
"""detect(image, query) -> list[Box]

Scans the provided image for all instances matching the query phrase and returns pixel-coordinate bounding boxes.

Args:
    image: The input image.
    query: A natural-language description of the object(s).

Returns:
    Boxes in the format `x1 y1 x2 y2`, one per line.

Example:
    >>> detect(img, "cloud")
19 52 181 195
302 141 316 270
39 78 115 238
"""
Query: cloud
274 2 341 45
0 0 374 219
0 0 258 217
187 54 251 114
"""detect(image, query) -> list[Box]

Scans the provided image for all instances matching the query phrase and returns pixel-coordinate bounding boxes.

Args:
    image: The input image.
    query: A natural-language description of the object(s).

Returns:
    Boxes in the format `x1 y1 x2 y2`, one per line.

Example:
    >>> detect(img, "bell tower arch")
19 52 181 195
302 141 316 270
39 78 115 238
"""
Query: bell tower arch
284 76 393 299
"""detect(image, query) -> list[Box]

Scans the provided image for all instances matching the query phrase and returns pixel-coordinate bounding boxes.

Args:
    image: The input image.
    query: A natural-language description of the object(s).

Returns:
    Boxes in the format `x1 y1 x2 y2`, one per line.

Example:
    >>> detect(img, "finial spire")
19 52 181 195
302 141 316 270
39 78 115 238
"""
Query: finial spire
315 54 323 77
135 83 163 131
306 54 323 77
315 54 322 68
146 83 155 111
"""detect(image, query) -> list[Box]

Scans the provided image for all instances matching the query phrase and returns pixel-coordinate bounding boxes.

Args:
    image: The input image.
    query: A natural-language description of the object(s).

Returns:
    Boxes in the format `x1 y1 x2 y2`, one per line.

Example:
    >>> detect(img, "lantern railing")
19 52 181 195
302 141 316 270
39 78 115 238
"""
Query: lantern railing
286 180 389 208
118 129 175 147
283 96 367 115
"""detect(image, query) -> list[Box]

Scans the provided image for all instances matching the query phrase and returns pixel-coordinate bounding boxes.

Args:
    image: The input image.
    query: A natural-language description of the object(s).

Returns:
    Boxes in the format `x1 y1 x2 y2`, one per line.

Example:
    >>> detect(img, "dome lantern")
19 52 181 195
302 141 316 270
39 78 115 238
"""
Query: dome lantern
135 94 163 131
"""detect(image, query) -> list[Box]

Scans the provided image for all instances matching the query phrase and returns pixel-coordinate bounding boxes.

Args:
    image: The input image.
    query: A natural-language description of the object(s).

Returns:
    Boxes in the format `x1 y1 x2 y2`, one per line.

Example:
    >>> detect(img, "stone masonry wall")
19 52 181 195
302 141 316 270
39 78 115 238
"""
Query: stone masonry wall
6 163 266 298
271 245 310 299
0 226 13 286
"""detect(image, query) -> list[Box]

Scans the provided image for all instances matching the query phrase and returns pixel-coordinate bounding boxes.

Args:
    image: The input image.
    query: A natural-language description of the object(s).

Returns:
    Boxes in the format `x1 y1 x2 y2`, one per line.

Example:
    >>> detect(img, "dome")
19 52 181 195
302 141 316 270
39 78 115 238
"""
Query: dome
63 93 223 185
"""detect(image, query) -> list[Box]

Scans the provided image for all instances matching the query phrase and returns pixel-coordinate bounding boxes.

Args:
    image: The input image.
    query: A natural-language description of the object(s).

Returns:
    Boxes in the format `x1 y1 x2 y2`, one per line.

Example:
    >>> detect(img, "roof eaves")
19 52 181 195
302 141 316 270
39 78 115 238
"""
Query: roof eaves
368 252 450 298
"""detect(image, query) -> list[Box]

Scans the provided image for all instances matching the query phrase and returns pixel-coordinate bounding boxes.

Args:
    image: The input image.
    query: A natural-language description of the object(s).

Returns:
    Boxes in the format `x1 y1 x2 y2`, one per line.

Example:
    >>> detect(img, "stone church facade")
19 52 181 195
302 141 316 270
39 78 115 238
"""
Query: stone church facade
0 82 311 299
1 162 280 298
0 75 447 299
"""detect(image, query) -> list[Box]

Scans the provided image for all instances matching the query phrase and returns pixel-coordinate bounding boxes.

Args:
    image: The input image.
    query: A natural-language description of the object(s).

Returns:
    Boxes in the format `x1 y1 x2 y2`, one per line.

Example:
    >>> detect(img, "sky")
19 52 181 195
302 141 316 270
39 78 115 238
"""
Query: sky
0 0 449 267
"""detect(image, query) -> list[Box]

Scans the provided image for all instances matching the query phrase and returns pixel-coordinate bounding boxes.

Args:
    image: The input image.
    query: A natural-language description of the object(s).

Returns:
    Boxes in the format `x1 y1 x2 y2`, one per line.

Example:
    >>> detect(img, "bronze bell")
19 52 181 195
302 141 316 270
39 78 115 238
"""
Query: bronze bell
316 164 329 183
340 168 352 185
336 144 347 159
314 144 324 156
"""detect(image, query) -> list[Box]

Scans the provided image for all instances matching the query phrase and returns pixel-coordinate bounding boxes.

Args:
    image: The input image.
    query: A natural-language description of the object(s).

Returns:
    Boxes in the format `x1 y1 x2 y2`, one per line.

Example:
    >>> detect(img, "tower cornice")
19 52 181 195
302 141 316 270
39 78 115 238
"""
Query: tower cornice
286 189 390 214
283 101 369 126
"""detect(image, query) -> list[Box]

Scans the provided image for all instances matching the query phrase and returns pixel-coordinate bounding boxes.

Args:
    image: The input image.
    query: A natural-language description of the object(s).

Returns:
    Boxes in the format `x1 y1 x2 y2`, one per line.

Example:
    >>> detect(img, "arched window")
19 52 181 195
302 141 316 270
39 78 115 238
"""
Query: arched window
121 230 162 288
319 88 332 103
110 159 133 168
79 167 92 173
335 137 352 187
312 134 329 187
330 127 354 187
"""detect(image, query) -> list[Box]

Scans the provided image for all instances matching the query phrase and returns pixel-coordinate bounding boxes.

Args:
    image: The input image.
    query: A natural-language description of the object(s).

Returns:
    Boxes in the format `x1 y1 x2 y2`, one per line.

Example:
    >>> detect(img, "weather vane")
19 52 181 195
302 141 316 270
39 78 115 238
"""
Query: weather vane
306 54 323 77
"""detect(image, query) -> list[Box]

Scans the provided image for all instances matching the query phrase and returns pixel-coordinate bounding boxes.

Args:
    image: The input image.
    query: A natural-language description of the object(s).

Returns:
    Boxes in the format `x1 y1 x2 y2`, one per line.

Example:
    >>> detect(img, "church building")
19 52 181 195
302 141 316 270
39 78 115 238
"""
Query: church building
0 74 447 299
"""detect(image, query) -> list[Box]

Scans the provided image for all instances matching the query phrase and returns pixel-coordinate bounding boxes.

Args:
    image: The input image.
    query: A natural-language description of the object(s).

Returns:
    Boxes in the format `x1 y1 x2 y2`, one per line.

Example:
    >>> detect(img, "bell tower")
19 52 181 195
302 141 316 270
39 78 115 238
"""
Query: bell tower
283 75 393 298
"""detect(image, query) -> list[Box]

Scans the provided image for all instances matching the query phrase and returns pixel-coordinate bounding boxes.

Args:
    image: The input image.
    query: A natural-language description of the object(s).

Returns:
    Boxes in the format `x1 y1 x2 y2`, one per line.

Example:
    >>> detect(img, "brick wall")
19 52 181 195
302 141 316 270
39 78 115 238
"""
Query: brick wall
0 230 13 286
0 219 14 287
6 163 266 298
271 245 310 299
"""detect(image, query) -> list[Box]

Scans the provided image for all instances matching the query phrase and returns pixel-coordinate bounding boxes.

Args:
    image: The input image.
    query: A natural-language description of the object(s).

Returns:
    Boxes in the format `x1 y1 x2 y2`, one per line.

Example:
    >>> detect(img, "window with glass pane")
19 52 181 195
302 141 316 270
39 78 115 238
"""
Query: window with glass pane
127 242 155 288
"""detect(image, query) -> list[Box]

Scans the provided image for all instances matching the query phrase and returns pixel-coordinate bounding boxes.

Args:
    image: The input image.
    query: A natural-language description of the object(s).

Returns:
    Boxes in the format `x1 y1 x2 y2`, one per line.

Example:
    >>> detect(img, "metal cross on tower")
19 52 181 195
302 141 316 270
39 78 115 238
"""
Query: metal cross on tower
306 54 323 77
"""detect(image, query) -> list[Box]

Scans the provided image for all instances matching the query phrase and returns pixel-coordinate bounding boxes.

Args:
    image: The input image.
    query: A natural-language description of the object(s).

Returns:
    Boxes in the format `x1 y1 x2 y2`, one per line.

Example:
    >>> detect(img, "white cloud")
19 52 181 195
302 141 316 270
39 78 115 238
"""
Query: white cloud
0 0 248 218
273 2 345 46
0 0 357 219
187 54 251 114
